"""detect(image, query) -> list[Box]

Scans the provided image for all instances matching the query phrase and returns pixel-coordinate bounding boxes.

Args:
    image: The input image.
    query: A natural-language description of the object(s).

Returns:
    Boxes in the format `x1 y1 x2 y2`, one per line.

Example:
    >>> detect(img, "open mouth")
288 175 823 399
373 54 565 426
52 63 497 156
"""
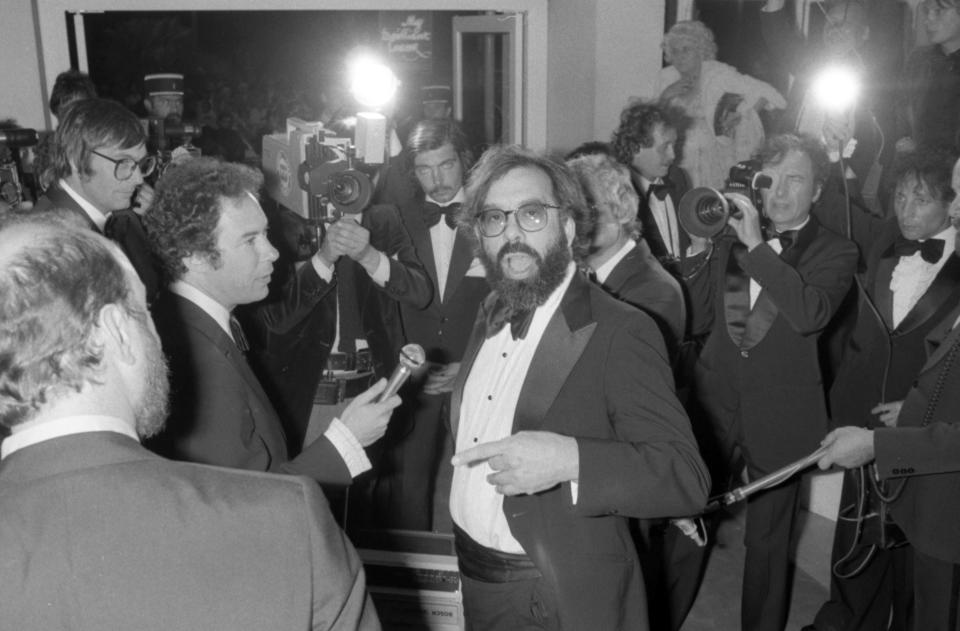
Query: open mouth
501 252 536 278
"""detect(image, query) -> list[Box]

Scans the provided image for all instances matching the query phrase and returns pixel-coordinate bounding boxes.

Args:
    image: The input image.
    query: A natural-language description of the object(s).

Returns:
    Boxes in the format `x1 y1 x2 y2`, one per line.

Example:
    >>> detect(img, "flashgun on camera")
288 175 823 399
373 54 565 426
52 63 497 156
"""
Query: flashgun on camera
811 65 860 114
678 161 773 239
378 344 426 402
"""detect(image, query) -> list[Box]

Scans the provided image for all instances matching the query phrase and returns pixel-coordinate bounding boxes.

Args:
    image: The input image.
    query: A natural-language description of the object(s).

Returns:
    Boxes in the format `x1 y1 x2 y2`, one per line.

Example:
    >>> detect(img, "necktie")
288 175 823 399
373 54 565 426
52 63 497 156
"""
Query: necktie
485 298 534 341
889 236 945 264
423 201 461 229
764 228 798 251
229 314 249 352
647 180 673 202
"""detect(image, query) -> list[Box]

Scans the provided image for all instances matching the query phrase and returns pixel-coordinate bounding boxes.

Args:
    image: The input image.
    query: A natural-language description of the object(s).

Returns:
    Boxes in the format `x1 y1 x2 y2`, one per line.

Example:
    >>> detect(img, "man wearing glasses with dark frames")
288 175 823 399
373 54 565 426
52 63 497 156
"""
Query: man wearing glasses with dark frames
447 145 709 631
33 97 162 305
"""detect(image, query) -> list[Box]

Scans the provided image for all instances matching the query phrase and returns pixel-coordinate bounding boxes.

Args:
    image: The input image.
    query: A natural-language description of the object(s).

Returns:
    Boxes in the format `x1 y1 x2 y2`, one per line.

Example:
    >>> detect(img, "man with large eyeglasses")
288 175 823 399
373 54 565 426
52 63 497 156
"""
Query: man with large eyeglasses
447 145 709 631
33 97 162 305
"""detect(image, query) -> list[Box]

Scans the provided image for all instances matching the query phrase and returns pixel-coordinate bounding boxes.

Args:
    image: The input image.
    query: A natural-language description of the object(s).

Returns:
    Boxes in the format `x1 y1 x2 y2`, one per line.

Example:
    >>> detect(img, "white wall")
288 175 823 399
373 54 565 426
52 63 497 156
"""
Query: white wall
1 0 47 130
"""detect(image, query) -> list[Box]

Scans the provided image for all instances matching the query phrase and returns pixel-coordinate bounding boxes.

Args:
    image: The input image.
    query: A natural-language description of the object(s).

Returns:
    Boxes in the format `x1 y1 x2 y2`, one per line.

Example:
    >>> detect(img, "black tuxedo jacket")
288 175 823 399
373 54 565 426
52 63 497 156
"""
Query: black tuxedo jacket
875 301 960 563
150 292 353 485
599 238 686 355
242 204 432 449
33 186 162 305
397 194 489 363
634 165 692 267
830 228 960 428
686 216 858 470
0 431 377 629
451 272 709 630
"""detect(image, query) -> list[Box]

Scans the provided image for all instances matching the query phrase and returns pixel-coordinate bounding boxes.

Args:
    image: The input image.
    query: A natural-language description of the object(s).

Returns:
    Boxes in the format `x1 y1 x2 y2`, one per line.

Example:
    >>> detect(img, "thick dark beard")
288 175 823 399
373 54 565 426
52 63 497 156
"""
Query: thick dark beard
481 231 572 312
134 324 171 439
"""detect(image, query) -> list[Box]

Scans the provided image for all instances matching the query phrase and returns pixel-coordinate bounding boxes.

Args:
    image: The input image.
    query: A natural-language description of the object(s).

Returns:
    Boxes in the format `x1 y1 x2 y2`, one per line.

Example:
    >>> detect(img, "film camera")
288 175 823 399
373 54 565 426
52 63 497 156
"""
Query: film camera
146 118 201 176
262 115 388 261
678 160 773 239
0 128 39 211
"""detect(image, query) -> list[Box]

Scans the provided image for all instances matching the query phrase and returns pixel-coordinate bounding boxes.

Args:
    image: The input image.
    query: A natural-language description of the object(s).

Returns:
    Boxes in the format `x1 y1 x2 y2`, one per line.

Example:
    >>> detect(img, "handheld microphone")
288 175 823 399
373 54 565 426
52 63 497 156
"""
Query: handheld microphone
378 343 425 402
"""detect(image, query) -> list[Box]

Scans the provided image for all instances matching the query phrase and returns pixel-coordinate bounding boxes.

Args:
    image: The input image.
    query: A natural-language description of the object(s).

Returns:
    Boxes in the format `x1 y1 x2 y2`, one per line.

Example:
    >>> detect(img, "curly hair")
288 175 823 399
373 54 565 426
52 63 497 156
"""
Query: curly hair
757 133 832 189
663 20 718 64
144 157 264 281
0 213 135 428
457 145 593 263
891 145 959 204
610 100 688 166
566 152 642 240
53 98 145 180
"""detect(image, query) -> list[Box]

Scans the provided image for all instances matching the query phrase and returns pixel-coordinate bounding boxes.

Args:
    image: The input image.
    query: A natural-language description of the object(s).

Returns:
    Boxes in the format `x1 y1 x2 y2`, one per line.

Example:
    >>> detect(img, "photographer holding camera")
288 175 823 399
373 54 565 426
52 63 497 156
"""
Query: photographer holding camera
683 133 858 631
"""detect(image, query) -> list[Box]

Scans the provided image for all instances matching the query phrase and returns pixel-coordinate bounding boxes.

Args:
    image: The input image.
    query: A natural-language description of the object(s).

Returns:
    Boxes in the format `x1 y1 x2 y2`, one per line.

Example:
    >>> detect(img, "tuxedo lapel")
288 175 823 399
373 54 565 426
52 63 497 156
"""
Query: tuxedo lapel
894 256 960 334
873 257 897 330
739 217 821 349
513 274 597 433
442 229 473 303
406 204 440 300
924 303 960 367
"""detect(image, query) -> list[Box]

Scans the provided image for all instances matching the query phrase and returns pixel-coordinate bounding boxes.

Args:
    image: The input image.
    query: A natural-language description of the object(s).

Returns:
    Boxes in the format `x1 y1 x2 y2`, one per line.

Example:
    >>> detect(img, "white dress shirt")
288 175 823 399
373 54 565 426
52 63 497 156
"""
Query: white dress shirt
59 178 109 232
449 263 576 554
890 225 957 328
2 415 138 459
427 189 466 302
593 238 636 284
639 175 680 257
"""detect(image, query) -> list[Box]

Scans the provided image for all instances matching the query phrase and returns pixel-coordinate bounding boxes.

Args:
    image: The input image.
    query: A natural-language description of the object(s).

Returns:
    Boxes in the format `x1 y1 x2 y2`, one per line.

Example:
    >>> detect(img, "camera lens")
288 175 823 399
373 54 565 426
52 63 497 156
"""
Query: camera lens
694 196 728 225
330 172 362 206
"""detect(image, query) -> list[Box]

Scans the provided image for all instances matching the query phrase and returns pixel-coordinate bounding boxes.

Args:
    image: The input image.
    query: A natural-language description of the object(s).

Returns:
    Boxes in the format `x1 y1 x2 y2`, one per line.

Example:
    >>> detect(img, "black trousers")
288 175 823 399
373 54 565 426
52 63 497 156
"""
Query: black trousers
461 573 561 631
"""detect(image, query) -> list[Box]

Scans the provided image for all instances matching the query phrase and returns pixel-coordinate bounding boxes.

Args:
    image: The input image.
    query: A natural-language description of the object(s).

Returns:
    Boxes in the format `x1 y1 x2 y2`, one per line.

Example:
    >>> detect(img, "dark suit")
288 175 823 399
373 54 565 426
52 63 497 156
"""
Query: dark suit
451 272 710 630
32 186 163 305
243 204 432 454
874 302 960 631
634 165 692 274
812 230 960 631
598 238 686 355
685 215 858 631
372 195 489 529
0 430 377 630
150 292 353 485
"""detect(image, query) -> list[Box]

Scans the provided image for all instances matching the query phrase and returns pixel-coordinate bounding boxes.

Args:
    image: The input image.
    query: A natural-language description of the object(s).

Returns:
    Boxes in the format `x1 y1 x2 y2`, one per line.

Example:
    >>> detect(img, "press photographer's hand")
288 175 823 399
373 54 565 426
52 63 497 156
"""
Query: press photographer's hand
725 192 765 250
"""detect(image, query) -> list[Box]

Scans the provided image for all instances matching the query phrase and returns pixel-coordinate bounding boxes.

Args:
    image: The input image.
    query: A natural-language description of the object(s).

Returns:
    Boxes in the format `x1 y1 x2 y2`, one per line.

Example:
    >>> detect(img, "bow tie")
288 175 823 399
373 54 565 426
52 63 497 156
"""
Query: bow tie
764 228 798 250
485 299 534 341
647 180 673 201
889 236 945 264
423 201 460 229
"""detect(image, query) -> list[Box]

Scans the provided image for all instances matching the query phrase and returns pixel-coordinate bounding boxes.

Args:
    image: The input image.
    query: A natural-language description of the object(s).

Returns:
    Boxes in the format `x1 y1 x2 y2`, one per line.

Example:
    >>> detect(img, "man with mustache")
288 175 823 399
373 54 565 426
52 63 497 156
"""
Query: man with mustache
374 118 489 530
806 148 960 631
683 133 858 631
0 214 378 629
143 158 399 485
447 145 709 630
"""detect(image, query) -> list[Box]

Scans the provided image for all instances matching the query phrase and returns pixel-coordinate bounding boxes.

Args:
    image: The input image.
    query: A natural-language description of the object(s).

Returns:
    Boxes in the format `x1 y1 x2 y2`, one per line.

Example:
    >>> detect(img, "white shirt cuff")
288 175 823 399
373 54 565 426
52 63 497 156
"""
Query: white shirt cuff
324 417 371 477
311 254 335 282
370 251 390 287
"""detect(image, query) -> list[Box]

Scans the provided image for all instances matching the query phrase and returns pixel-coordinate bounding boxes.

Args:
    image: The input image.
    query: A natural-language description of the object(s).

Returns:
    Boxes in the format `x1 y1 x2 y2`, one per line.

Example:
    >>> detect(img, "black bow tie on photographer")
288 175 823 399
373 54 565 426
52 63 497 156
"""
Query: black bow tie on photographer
423 201 461 229
647 180 674 201
888 236 945 264
763 228 798 250
486 300 534 341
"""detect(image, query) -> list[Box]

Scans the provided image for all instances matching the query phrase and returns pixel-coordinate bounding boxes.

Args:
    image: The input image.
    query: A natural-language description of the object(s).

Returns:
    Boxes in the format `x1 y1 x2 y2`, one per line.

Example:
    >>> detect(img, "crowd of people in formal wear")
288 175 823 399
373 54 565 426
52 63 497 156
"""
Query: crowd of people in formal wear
2 1 960 630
